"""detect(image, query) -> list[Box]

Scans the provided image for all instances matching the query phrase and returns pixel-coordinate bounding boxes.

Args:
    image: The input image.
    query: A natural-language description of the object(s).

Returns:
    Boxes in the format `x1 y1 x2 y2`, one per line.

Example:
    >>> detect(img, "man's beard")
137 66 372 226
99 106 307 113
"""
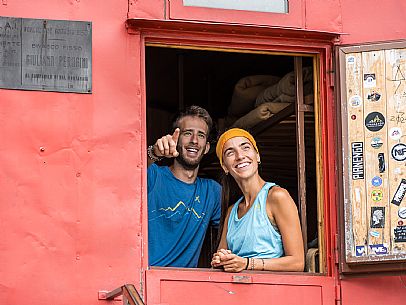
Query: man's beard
175 143 205 170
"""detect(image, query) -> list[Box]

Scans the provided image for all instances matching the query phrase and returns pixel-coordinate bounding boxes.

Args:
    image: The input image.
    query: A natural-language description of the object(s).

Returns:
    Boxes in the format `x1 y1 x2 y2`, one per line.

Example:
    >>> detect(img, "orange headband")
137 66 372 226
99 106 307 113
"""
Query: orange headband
216 128 259 166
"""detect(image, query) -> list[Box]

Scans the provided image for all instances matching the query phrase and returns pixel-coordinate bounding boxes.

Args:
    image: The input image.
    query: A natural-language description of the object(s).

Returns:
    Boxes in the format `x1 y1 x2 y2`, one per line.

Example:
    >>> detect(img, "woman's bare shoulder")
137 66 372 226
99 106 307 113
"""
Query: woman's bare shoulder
268 186 291 202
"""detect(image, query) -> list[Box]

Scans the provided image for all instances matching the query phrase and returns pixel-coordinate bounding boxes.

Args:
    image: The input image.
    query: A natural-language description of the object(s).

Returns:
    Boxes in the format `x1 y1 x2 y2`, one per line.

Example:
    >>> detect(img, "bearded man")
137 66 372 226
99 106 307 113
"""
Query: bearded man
147 105 221 267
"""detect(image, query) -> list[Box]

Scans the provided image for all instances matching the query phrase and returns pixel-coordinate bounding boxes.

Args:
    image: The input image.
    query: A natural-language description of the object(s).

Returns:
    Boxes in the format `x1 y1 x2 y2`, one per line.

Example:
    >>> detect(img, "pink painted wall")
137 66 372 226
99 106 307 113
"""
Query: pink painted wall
1 1 405 305
0 1 143 305
130 0 406 44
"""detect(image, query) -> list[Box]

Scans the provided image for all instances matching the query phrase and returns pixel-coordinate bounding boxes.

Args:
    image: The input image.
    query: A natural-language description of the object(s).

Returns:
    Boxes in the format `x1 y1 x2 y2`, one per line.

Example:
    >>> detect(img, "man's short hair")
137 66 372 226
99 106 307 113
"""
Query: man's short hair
172 105 213 135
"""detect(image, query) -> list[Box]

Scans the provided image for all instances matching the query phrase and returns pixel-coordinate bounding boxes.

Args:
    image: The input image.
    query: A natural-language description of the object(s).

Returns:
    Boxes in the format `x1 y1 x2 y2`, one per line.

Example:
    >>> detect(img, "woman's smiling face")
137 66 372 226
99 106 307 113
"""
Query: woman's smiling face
221 136 260 180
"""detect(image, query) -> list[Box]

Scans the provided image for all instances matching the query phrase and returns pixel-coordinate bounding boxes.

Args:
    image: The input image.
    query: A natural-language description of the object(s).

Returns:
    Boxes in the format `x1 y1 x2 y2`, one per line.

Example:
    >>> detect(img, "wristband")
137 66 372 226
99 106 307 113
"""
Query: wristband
147 145 163 162
245 258 249 270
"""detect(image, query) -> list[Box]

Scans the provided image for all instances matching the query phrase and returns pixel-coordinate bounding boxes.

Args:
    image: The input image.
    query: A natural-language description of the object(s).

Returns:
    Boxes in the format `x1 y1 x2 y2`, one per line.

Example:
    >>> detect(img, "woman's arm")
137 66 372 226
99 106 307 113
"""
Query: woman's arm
211 205 233 267
265 186 305 271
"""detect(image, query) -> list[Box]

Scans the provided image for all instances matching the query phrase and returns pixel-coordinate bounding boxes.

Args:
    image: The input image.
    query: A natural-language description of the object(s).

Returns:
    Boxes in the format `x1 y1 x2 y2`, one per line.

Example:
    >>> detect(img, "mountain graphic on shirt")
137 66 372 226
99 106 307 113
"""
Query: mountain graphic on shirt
149 201 205 221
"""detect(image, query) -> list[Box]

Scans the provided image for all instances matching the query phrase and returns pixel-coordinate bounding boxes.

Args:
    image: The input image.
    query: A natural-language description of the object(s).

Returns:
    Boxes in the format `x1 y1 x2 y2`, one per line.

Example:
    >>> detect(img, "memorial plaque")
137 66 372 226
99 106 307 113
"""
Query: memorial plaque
0 17 92 93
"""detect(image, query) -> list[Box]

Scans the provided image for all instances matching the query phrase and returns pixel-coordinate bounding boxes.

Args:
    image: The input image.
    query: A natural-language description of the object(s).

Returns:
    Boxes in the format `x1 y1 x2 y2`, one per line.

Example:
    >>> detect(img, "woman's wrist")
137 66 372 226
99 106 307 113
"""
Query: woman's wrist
244 257 249 270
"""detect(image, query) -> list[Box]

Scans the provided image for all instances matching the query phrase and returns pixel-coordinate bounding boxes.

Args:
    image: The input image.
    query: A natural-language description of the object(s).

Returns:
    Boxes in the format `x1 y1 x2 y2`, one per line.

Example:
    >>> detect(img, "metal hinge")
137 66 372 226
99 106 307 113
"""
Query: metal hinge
335 282 342 305
334 233 340 265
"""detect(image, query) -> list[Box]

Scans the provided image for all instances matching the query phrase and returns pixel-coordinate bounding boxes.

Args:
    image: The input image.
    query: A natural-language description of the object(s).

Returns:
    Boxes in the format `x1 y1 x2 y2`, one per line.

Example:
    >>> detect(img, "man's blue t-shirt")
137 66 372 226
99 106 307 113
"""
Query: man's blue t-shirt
148 164 221 267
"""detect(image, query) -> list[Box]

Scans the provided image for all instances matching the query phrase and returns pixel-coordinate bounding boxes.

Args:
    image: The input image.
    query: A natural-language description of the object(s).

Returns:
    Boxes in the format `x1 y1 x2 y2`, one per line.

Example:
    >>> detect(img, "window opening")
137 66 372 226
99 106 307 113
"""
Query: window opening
146 45 322 272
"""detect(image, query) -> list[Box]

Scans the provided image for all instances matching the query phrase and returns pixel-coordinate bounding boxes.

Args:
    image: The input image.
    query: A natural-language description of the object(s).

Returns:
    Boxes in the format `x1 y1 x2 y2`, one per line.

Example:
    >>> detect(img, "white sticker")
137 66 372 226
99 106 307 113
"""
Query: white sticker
349 95 362 108
399 207 406 219
389 127 403 141
364 73 376 88
394 167 402 175
347 55 356 64
355 188 361 203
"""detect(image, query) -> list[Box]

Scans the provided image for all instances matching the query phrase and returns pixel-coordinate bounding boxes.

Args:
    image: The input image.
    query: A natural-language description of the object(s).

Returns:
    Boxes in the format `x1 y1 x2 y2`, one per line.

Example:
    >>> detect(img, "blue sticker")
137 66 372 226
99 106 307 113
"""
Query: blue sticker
372 176 382 187
355 245 365 257
371 137 383 149
370 230 380 237
369 244 388 255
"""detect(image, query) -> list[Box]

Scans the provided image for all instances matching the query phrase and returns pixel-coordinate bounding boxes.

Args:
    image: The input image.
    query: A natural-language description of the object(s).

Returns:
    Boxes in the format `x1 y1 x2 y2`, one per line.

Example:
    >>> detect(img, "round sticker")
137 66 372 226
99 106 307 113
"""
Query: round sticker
394 167 402 175
349 95 362 108
372 176 383 187
347 56 355 64
391 143 406 161
370 231 380 238
399 220 404 226
365 112 385 132
371 189 383 202
351 115 357 120
367 91 381 102
371 137 383 149
399 207 406 219
389 127 402 141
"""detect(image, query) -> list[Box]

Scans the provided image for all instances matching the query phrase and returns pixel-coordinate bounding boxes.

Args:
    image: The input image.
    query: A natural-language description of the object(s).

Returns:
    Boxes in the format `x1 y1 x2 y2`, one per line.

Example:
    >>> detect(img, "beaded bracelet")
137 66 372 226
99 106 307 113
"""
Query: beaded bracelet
147 145 163 162
250 258 255 270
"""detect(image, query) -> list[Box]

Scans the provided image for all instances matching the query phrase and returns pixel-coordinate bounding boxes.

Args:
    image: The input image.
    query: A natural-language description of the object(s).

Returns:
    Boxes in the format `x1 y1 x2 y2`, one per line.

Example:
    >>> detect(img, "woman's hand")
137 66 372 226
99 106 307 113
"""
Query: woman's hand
211 249 231 268
211 249 247 273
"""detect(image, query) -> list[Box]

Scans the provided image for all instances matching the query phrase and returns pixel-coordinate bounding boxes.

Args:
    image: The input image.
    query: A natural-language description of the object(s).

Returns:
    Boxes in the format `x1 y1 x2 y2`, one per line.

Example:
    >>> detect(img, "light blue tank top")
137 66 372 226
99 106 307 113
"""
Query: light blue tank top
226 182 284 258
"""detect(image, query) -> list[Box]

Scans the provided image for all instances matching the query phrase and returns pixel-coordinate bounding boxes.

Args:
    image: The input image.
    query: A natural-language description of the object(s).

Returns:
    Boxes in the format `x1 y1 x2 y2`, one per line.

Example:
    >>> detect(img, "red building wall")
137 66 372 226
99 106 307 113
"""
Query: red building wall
0 1 143 305
0 1 405 305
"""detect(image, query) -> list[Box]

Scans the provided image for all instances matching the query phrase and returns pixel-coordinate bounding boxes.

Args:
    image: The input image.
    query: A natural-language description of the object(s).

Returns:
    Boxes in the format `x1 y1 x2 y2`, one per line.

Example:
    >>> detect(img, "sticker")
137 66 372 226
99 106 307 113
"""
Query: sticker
378 153 385 173
394 226 406 242
354 187 361 203
364 73 376 88
347 56 355 64
369 244 388 255
370 231 380 237
351 142 364 180
349 95 362 108
389 127 402 140
365 112 385 132
372 176 382 187
371 189 383 202
355 245 365 256
391 178 406 206
371 137 383 149
367 91 381 102
351 114 357 120
399 220 404 226
371 207 385 228
391 143 406 161
394 167 402 175
398 207 406 219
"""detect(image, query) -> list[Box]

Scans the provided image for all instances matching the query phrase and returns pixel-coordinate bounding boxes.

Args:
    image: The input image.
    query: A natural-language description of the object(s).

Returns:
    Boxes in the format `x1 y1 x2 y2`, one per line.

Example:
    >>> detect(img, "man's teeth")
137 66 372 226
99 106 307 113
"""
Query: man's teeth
187 148 198 152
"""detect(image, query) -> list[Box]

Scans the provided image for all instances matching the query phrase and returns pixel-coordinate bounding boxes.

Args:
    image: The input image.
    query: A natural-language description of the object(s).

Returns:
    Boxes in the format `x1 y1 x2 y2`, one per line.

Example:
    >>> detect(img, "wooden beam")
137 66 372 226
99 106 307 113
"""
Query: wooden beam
295 56 308 255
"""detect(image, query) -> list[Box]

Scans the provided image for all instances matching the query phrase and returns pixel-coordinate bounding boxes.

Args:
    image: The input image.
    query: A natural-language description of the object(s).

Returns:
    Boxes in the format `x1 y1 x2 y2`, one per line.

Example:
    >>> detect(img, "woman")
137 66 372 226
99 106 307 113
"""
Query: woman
211 128 304 272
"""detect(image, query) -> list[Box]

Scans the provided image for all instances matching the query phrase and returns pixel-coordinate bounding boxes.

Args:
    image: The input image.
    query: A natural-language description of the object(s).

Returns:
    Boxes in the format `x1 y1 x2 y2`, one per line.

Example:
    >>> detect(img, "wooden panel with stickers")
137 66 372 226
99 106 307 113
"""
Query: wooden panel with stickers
341 44 406 263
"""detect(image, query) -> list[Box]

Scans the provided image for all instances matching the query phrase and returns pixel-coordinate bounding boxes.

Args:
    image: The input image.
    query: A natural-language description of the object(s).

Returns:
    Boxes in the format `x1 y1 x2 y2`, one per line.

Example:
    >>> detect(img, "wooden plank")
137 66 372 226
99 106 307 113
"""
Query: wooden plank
313 57 325 273
385 48 406 254
345 52 367 258
294 57 308 255
362 50 390 256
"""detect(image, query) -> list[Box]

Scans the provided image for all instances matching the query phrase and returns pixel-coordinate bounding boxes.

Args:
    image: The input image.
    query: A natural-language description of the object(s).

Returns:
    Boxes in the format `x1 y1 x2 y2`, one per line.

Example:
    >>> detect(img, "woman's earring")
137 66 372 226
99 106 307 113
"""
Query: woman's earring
225 171 229 175
258 159 261 165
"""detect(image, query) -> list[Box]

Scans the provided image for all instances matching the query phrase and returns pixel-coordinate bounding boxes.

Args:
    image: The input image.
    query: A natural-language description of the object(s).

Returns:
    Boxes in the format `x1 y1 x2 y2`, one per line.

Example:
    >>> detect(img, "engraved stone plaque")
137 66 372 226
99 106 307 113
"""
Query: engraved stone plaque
0 17 92 93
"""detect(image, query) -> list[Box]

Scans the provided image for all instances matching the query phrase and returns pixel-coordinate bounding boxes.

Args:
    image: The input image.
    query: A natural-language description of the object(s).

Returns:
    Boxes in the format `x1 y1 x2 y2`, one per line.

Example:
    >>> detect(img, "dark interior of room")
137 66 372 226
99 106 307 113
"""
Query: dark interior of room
145 46 318 270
